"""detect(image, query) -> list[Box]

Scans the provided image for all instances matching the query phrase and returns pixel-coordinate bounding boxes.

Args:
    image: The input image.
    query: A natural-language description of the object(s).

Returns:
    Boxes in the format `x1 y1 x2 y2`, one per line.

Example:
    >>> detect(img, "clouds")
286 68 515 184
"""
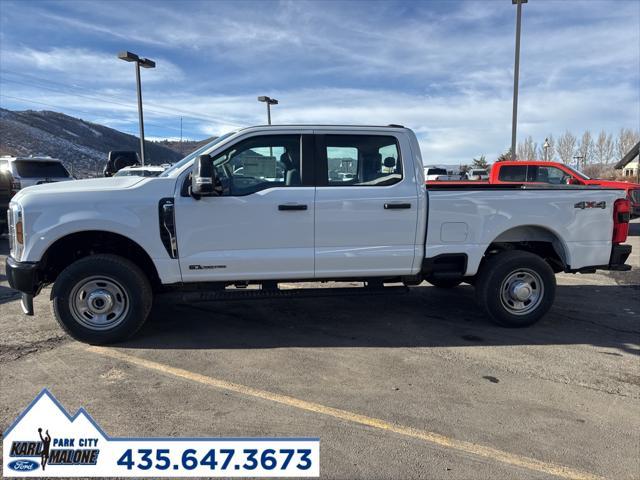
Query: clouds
0 0 638 164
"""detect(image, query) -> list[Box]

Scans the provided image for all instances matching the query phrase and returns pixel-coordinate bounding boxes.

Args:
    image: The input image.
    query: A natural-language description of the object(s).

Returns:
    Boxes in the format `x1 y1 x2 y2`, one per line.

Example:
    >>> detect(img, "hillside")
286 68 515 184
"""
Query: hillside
0 108 184 177
154 137 216 156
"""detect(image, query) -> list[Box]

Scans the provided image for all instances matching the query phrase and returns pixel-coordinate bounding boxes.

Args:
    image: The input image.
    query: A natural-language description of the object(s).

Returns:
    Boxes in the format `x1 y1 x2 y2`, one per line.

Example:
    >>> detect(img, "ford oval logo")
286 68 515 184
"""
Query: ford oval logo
8 459 39 471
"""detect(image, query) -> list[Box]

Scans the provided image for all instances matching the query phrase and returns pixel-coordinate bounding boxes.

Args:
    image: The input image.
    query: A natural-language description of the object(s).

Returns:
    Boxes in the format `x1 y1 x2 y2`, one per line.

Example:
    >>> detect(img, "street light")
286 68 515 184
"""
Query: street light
257 96 278 125
543 138 550 161
510 0 527 160
118 51 155 165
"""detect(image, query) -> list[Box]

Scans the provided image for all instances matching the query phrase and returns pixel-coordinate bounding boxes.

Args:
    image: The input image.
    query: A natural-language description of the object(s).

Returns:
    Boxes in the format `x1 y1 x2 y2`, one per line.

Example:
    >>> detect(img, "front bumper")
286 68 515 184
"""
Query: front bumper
6 257 43 316
6 257 43 295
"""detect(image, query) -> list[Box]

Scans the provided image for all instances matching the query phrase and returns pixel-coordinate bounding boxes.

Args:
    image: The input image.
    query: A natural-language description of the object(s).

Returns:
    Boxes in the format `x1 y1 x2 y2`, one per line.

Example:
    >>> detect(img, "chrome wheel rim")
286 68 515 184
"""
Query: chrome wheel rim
499 268 544 316
69 276 129 330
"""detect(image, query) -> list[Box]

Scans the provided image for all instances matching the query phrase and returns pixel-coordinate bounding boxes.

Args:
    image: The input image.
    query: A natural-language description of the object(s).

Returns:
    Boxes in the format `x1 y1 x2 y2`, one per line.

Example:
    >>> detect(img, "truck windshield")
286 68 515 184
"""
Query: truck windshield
160 132 236 177
564 165 591 180
14 160 69 178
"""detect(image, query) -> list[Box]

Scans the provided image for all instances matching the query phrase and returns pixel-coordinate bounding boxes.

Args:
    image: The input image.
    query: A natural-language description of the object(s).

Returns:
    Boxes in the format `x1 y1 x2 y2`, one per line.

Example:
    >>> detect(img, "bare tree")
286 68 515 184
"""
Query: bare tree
557 131 576 164
594 130 614 165
517 136 537 160
576 130 594 167
615 128 640 161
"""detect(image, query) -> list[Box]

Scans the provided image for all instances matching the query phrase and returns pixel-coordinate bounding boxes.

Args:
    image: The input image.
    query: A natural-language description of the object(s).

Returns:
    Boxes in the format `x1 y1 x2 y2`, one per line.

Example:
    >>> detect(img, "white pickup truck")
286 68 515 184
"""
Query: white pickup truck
6 125 632 344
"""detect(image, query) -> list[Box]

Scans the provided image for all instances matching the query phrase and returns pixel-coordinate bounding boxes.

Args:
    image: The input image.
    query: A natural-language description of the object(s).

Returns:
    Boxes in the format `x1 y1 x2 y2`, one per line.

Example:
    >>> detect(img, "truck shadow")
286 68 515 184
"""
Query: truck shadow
123 284 640 355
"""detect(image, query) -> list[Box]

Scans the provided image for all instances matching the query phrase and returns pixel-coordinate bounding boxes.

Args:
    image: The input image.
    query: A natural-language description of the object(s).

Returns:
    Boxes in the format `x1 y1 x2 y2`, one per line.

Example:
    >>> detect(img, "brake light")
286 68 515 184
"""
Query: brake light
612 198 630 244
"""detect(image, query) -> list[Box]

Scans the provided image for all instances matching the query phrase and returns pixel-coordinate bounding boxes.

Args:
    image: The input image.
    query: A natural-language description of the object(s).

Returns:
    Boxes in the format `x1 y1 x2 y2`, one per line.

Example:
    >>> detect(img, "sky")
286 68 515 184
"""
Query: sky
0 0 638 165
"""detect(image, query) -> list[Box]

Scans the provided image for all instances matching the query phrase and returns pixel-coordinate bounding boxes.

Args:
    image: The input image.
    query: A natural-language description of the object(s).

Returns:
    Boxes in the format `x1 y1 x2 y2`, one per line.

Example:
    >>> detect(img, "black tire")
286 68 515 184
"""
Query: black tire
426 277 463 289
475 250 555 327
52 254 152 344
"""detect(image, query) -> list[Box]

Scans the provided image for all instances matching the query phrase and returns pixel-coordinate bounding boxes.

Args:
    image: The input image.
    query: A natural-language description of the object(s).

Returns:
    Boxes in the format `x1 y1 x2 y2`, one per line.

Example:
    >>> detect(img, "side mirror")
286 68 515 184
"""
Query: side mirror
191 154 216 198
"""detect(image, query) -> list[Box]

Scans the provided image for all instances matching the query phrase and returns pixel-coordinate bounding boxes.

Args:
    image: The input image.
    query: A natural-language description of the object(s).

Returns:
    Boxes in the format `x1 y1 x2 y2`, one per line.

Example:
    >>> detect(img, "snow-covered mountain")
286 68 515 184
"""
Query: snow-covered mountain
0 108 183 177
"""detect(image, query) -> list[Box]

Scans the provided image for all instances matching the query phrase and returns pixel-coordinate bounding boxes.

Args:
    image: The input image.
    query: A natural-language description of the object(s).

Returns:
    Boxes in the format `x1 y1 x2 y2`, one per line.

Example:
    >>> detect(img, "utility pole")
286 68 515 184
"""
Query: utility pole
180 117 183 155
510 0 527 160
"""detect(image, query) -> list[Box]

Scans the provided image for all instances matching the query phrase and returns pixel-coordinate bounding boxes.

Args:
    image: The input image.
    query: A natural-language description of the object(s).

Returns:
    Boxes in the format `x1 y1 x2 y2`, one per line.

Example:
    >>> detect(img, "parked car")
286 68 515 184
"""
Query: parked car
113 165 166 177
490 161 640 218
103 151 140 177
0 169 10 234
424 167 458 181
466 168 489 181
0 156 74 197
5 125 631 344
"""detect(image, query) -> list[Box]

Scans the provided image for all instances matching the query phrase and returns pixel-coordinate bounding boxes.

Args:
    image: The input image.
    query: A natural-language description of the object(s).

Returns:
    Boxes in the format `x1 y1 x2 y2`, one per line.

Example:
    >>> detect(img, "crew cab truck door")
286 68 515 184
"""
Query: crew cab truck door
174 133 315 282
314 131 420 277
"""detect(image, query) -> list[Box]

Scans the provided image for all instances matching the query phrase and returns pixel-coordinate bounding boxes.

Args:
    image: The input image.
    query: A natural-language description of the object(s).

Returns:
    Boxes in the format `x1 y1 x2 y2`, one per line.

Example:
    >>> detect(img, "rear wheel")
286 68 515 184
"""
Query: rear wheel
52 254 152 344
475 250 555 327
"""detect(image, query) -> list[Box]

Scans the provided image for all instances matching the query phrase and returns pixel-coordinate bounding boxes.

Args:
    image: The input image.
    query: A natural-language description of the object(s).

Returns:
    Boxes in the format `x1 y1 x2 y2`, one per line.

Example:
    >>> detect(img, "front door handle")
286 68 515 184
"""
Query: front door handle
384 203 411 209
278 204 308 211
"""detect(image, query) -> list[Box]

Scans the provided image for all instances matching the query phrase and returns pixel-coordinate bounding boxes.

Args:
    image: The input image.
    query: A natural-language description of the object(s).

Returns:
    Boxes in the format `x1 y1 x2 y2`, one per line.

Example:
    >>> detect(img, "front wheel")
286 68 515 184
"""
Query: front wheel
52 254 152 344
475 250 555 327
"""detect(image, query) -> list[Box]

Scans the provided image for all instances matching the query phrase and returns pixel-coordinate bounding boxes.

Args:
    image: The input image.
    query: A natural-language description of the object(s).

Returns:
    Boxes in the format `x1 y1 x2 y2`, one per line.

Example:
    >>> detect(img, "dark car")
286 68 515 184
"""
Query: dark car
103 151 140 177
0 169 10 234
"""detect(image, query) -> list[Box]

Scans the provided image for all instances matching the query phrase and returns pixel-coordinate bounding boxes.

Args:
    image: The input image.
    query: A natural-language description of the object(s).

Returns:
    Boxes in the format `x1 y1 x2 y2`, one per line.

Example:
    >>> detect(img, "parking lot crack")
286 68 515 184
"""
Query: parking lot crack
0 336 69 363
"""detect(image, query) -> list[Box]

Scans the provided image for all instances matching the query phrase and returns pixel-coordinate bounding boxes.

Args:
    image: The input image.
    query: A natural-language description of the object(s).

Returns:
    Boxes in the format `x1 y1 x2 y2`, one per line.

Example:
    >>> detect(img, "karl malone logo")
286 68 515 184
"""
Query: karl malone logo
3 389 103 476
9 427 99 471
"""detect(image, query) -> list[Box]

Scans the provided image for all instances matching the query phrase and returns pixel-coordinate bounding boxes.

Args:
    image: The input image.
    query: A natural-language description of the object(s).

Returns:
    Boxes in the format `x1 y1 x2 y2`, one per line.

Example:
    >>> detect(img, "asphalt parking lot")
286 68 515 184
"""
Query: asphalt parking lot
1 222 639 479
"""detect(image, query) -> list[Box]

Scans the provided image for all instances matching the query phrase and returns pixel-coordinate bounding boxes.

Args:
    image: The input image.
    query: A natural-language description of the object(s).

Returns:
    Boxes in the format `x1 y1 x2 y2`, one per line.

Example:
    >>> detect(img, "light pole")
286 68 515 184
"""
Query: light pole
510 0 527 160
543 138 550 161
118 51 155 165
258 96 278 125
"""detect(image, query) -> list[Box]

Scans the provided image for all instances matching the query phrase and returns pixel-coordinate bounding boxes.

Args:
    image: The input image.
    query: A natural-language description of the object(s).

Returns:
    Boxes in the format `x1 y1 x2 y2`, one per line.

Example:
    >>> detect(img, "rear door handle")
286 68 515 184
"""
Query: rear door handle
384 203 411 209
278 204 308 211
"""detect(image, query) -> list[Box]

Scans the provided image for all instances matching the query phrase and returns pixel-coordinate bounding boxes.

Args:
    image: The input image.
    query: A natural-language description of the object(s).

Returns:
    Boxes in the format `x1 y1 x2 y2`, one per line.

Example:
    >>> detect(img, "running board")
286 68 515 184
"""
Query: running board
178 286 409 303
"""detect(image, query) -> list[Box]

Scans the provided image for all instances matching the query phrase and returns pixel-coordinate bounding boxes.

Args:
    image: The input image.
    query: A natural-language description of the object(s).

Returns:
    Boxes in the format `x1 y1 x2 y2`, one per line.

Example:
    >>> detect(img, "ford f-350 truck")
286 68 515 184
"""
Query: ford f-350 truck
5 125 632 344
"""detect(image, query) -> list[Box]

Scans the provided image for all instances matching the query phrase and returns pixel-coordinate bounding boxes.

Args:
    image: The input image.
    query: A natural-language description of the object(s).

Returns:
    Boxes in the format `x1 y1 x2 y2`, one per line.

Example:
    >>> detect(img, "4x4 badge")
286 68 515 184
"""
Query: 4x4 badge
574 201 606 209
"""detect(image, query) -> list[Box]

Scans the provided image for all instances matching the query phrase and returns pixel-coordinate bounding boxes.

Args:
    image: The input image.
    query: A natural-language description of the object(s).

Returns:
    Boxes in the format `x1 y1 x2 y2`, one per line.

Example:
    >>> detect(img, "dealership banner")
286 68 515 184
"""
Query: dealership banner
3 389 319 477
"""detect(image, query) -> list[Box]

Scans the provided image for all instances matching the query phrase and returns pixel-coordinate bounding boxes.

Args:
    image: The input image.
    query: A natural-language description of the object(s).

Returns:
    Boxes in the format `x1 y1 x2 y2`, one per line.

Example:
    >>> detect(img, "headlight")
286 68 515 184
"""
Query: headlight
8 202 24 261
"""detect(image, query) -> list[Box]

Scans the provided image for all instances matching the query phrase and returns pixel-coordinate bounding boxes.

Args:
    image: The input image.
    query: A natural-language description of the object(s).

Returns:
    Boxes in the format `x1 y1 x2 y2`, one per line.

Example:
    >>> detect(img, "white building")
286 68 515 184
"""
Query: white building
615 141 639 179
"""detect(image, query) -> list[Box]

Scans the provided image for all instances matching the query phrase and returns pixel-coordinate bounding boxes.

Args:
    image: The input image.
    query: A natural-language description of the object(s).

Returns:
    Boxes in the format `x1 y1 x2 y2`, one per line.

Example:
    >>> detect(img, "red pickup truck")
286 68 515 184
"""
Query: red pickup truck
429 160 640 218
488 161 640 217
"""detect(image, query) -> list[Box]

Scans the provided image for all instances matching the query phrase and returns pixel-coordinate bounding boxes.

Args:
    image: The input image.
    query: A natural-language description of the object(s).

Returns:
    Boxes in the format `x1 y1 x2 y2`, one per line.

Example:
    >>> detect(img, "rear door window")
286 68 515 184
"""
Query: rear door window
13 161 69 178
498 165 527 182
324 135 402 186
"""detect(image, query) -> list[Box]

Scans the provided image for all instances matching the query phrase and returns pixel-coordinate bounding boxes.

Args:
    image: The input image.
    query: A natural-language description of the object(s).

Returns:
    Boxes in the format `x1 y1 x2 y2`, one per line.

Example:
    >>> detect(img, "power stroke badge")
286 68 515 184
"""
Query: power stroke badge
3 389 319 477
